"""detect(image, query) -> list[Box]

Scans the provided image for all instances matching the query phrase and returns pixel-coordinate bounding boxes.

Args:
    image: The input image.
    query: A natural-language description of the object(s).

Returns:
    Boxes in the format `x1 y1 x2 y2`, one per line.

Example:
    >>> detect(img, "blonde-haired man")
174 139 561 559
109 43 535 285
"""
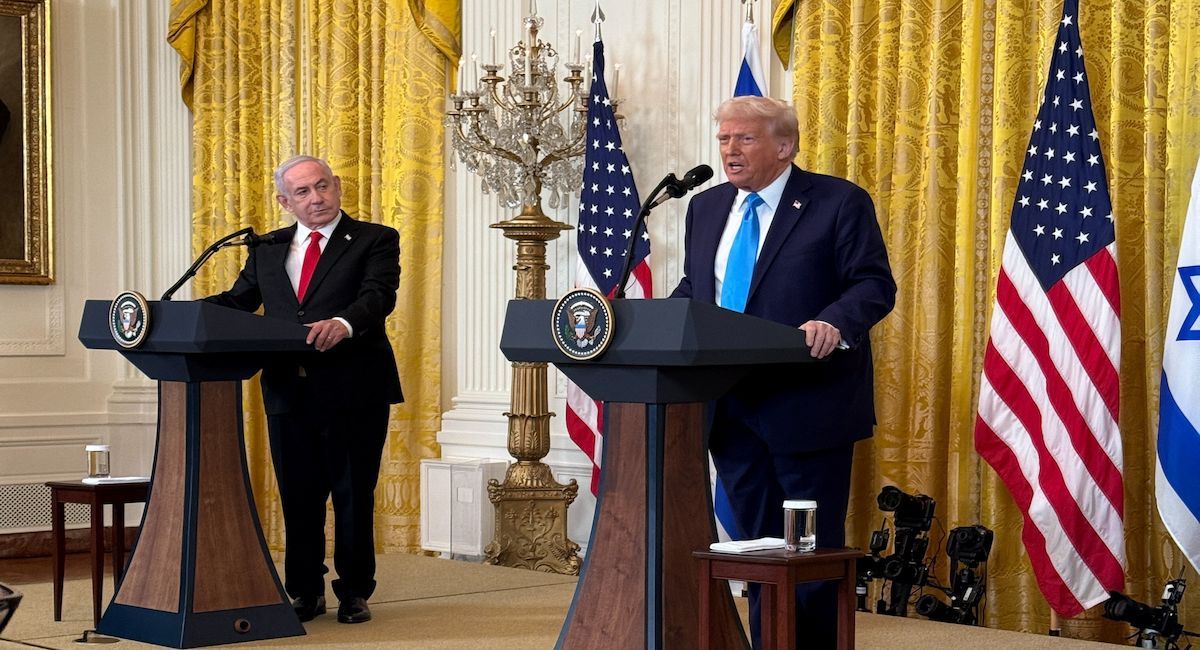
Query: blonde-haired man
672 96 895 647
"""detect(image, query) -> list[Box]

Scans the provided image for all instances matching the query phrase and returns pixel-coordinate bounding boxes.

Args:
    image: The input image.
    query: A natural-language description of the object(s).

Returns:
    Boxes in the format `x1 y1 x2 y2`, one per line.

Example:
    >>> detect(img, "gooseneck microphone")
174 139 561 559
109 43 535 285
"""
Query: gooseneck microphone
649 164 715 207
614 164 714 299
160 227 279 301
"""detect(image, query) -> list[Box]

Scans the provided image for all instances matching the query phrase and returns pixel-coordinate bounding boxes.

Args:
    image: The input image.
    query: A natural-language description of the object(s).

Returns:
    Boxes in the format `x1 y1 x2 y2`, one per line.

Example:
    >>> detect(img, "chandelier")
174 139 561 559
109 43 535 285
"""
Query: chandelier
445 9 590 211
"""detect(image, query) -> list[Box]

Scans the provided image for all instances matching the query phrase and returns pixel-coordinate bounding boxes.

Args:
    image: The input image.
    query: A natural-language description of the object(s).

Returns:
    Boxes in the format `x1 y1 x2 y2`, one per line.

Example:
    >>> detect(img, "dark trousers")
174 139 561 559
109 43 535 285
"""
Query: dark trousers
267 402 389 602
710 416 855 650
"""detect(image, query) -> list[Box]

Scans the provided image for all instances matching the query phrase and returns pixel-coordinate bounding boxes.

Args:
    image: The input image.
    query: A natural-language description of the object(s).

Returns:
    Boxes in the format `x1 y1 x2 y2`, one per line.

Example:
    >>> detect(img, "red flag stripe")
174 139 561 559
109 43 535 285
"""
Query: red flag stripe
1045 281 1120 421
1084 245 1121 318
996 264 1124 515
979 339 1125 592
974 412 1087 615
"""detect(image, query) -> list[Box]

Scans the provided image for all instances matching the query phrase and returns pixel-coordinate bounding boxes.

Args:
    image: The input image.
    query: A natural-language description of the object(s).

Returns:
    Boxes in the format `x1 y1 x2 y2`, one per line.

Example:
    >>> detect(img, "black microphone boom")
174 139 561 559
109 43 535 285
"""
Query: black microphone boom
614 164 713 299
649 164 714 208
160 227 272 301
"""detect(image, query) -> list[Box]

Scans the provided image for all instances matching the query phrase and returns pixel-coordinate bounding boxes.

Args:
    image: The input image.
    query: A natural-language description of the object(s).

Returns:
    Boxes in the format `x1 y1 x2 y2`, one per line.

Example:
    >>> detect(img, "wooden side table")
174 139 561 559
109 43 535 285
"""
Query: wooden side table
693 547 862 650
46 480 150 626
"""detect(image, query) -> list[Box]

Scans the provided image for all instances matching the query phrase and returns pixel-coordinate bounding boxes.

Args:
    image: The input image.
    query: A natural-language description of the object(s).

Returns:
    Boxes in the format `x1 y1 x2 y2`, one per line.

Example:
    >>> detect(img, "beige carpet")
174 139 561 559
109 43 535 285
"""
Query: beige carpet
0 553 1120 649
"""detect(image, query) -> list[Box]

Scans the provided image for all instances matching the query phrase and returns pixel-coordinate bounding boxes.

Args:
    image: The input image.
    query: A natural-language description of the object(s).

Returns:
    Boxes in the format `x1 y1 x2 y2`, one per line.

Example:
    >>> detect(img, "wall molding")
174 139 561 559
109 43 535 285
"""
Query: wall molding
0 289 65 356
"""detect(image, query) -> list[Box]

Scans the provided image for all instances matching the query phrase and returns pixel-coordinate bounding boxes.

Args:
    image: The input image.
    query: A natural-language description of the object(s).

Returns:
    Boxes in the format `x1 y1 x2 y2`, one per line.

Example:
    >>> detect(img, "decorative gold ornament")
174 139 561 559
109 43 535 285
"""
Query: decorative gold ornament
448 5 587 574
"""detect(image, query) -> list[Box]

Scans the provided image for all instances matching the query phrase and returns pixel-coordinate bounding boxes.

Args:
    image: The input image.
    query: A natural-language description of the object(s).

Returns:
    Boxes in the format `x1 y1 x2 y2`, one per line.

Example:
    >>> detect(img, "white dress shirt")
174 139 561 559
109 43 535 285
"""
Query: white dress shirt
286 213 353 336
714 166 793 305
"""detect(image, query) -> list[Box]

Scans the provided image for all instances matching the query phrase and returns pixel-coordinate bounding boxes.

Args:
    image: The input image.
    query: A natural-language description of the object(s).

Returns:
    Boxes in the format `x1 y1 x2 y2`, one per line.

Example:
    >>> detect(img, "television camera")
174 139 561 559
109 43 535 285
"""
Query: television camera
1103 579 1196 649
857 486 994 626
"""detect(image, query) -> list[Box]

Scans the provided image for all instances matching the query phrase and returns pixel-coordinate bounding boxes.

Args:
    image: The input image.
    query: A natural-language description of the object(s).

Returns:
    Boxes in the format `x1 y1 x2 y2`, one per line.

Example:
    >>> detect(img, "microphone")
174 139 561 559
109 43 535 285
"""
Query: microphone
649 164 714 207
160 227 272 301
614 164 714 299
243 231 281 247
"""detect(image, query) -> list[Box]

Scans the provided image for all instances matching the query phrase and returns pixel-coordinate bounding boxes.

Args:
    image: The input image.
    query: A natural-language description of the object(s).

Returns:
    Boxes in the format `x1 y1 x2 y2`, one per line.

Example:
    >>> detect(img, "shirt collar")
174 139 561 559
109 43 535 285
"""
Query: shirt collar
735 165 792 214
294 211 343 242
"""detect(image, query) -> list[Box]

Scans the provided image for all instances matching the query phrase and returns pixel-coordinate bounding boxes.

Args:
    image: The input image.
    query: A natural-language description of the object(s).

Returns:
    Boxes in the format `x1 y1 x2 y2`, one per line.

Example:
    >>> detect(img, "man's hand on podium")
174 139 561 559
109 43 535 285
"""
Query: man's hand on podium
306 319 349 352
800 320 842 359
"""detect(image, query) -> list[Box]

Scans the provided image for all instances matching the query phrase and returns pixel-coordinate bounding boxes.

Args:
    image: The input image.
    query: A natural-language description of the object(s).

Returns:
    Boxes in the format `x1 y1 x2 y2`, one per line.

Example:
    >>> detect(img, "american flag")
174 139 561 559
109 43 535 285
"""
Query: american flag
565 38 651 495
974 0 1125 617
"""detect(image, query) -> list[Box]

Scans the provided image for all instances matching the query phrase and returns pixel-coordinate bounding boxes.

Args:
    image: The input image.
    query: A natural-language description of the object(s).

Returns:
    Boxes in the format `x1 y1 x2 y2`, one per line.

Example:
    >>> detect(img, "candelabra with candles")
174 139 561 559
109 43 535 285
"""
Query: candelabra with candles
445 8 592 575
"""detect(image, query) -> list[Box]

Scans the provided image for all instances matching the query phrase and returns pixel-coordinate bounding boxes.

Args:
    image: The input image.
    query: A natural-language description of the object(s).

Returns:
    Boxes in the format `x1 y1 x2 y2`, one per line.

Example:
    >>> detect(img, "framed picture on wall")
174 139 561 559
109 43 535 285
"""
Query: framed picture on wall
0 0 51 285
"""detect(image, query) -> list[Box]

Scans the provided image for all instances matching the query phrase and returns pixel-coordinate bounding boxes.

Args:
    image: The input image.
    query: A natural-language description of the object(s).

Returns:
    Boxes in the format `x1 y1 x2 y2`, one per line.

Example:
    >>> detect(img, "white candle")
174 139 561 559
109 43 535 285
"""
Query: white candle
574 29 582 64
525 31 533 83
471 52 478 91
613 63 621 98
490 28 497 64
457 57 464 94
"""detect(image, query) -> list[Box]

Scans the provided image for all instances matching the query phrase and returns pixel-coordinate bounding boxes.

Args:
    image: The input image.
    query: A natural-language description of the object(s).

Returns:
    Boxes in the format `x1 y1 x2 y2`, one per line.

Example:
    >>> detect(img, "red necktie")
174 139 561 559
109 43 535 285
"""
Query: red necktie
296 231 323 301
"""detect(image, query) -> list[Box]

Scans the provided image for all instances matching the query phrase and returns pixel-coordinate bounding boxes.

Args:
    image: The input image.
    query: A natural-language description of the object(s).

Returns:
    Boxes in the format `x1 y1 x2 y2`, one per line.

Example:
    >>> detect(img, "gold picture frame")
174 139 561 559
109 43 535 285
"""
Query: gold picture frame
0 0 51 284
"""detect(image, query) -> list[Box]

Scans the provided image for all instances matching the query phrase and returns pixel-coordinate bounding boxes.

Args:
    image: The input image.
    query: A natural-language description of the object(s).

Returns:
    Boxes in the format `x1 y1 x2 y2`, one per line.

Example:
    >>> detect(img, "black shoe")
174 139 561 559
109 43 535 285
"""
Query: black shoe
292 595 326 622
337 597 371 624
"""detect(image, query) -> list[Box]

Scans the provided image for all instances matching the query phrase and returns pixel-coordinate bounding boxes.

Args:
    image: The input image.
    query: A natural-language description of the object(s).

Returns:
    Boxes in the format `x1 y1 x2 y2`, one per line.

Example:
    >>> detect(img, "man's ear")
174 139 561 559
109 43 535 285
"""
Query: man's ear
276 194 291 212
776 138 794 161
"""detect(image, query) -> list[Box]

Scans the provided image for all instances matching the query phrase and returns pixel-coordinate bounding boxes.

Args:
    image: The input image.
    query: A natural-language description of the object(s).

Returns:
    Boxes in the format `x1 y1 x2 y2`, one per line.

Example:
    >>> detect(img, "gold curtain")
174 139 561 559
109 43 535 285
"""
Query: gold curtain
777 0 1200 638
167 0 457 554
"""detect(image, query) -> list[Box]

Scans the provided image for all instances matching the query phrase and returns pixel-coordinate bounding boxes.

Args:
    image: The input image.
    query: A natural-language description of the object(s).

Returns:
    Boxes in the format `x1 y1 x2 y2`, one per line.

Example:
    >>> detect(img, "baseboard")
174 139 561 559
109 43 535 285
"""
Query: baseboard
0 527 140 559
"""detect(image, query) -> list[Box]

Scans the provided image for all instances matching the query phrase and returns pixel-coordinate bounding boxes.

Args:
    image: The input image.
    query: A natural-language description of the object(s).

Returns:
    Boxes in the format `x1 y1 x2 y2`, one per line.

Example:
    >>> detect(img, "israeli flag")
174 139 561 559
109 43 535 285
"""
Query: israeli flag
734 20 767 98
711 19 770 547
1157 158 1200 574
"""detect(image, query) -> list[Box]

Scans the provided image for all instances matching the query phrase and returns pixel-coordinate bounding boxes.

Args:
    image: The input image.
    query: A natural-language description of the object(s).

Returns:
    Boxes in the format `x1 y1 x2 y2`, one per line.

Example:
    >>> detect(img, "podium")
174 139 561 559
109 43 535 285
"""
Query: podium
500 298 816 650
78 300 310 648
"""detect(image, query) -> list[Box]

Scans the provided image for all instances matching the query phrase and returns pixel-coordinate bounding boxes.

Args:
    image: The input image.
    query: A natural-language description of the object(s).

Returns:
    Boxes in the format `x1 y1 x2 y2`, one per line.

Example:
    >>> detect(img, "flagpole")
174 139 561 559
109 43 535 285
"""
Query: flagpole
1049 610 1061 636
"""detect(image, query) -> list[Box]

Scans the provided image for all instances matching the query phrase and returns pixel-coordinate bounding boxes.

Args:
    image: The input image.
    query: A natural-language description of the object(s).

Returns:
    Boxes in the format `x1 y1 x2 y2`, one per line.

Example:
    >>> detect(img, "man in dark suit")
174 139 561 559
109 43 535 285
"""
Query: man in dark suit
671 97 895 647
206 155 402 625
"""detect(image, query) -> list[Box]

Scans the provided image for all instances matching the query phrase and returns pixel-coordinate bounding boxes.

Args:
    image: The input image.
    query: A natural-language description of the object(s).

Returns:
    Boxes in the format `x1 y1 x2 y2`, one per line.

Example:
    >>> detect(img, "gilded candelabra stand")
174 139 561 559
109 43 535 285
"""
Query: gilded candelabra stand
446 8 589 574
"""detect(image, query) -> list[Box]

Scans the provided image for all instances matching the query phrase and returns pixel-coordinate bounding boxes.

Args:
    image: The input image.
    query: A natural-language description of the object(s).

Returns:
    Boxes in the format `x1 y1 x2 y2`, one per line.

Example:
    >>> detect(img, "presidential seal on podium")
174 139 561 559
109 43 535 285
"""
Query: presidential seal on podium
108 291 150 349
551 287 614 360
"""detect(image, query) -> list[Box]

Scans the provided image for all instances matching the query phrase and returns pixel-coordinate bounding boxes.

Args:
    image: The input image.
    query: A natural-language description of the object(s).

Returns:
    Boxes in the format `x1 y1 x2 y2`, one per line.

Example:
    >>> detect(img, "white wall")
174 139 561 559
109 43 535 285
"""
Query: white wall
439 0 788 550
0 0 190 533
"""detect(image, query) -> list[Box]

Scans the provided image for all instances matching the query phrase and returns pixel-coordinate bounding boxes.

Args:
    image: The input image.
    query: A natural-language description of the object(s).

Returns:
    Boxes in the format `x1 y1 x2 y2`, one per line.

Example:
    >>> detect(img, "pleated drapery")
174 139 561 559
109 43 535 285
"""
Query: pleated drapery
167 0 458 554
775 0 1200 638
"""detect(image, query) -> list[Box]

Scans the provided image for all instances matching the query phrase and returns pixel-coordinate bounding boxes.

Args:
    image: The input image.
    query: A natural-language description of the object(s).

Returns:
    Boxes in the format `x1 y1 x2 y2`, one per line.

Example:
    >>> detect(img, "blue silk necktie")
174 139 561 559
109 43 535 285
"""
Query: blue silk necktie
719 192 764 313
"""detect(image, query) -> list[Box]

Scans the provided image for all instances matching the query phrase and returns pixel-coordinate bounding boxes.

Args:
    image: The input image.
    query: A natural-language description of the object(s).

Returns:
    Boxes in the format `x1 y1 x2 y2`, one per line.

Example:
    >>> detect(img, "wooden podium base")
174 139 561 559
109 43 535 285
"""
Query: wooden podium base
96 381 303 648
557 402 746 649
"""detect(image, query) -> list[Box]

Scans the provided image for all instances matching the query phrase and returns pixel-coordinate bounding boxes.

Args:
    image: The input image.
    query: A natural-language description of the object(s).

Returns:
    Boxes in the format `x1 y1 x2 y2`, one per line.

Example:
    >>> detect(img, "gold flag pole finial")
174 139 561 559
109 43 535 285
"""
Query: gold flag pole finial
742 0 754 24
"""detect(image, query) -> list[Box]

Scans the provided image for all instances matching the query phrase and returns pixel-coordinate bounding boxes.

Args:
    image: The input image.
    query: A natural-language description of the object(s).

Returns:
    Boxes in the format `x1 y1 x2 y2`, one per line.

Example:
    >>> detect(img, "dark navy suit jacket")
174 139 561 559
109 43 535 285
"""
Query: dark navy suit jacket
206 213 403 415
670 165 895 452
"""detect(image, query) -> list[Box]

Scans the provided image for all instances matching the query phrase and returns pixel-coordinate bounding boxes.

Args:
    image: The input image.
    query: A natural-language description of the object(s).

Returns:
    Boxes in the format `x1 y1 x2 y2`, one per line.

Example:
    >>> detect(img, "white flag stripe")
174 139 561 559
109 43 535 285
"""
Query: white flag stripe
985 302 1125 552
1061 247 1122 368
1004 240 1123 470
1156 459 1200 566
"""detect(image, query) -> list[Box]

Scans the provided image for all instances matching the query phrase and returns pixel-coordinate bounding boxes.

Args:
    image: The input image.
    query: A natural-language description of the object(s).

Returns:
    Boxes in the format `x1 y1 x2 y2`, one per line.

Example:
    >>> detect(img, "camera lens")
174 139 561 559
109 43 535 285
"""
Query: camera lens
877 486 902 511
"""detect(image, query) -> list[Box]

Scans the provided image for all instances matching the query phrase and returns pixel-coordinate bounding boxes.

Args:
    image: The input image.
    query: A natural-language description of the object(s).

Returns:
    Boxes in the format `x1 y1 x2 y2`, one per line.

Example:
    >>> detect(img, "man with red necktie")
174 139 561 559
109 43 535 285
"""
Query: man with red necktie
206 155 402 625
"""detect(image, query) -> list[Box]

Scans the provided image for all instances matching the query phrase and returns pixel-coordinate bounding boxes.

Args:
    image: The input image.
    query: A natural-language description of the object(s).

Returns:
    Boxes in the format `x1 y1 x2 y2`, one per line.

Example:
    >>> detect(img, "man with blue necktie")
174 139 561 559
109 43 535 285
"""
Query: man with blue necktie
671 96 895 648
